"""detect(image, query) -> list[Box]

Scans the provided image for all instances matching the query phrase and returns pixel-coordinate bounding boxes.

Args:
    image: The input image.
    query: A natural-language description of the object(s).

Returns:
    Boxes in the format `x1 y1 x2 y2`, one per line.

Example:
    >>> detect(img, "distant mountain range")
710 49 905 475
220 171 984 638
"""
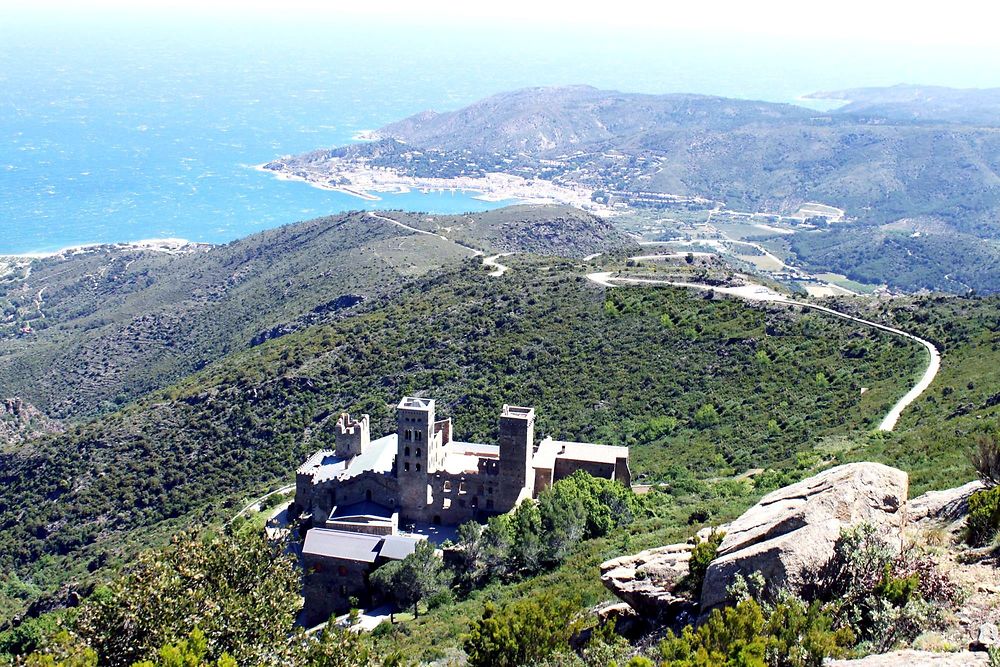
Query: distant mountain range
286 85 1000 293
805 84 1000 125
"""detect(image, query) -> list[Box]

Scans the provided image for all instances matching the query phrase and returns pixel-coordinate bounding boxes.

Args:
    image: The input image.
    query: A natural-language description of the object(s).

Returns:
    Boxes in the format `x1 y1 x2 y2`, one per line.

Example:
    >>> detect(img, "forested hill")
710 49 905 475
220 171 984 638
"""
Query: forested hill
0 206 631 423
0 254 924 623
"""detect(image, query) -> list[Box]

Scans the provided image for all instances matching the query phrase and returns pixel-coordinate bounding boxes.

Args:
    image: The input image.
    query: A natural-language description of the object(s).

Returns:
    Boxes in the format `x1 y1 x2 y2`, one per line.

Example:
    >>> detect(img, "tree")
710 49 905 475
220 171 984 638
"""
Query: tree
454 521 485 587
694 403 720 428
464 594 584 667
70 530 301 667
372 540 449 618
295 626 379 667
481 513 515 580
510 501 543 575
130 629 236 667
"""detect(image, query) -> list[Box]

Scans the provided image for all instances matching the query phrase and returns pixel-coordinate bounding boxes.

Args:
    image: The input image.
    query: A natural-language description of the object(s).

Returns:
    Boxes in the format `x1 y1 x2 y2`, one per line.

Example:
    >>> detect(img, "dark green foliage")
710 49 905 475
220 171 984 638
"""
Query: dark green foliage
0 258 921 621
966 486 1000 547
370 540 450 617
683 530 725 598
464 594 584 667
659 598 853 667
70 530 300 667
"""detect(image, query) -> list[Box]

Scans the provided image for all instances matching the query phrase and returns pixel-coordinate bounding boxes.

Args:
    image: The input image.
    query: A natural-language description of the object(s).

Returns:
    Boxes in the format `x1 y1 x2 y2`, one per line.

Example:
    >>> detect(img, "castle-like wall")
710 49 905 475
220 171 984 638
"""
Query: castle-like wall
310 471 399 524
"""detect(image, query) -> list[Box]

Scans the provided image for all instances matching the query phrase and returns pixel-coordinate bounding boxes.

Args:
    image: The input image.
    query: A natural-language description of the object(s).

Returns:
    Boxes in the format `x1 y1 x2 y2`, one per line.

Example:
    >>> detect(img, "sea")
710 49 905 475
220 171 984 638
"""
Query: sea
3 10 999 255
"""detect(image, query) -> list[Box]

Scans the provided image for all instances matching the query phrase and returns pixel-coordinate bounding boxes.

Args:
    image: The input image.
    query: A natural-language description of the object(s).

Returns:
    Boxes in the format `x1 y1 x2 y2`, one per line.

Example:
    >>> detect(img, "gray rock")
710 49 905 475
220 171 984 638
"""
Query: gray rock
907 480 984 531
970 622 1000 651
826 650 988 666
700 462 908 613
600 542 693 619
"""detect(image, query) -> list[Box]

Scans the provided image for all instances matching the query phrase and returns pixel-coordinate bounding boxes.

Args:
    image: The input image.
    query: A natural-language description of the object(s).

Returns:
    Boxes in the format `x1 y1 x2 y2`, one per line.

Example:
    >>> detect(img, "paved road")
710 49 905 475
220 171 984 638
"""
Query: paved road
587 271 940 432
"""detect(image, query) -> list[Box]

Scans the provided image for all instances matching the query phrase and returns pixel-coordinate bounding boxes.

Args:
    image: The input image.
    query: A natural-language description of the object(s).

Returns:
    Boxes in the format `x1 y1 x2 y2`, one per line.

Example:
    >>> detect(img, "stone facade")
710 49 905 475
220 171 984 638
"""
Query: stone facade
293 396 631 621
293 397 631 528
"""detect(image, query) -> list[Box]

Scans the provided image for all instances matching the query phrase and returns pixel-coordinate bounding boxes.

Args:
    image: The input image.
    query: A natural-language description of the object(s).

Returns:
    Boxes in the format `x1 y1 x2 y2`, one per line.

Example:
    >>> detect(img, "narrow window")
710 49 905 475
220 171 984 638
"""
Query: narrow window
416 448 421 457
443 480 452 492
415 430 423 442
366 489 372 502
404 462 410 472
405 446 410 457
416 463 422 472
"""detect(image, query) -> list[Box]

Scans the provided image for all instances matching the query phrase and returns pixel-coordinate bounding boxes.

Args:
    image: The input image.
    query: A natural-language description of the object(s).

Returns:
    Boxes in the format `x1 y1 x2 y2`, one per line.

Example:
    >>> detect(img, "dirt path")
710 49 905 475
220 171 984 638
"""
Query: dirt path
368 211 508 278
587 272 940 432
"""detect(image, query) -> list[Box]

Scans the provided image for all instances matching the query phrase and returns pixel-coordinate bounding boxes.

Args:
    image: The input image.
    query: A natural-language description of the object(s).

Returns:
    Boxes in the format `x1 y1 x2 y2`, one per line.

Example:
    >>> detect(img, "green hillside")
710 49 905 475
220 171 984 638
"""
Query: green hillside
0 206 632 423
0 254 920 623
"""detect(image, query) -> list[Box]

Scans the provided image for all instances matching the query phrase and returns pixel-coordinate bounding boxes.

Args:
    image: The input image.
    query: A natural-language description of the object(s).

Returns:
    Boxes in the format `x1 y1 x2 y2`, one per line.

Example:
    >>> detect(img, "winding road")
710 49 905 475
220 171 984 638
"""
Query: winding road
368 210 938 430
586 270 940 432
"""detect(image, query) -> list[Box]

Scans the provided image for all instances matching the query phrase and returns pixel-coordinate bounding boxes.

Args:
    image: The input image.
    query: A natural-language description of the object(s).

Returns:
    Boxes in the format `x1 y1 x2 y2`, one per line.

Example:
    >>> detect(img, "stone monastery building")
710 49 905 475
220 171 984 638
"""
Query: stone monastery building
293 396 630 622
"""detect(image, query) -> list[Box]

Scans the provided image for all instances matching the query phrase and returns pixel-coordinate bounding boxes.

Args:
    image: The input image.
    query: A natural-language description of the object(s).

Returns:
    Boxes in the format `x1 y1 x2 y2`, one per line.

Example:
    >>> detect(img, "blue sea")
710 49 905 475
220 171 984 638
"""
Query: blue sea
2 9 999 255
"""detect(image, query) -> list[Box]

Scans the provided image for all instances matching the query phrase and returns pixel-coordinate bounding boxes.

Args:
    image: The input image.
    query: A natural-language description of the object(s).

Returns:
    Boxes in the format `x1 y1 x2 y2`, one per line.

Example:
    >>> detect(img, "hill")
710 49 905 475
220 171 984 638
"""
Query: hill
0 206 630 423
277 85 1000 293
807 84 1000 125
0 253 922 623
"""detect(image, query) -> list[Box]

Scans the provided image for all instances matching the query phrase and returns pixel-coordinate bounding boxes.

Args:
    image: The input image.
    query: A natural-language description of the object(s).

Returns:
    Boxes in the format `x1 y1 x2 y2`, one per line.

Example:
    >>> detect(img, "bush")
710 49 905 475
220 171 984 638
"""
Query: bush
971 432 1000 487
683 530 724 597
659 597 852 667
822 524 957 652
464 594 584 667
966 485 1000 546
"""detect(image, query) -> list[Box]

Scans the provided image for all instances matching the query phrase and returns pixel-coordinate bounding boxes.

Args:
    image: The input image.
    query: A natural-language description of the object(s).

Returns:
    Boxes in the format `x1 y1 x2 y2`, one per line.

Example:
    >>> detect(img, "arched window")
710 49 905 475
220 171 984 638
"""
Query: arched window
366 489 372 502
415 430 423 442
416 448 421 457
405 446 410 457
405 429 412 441
404 462 410 472
416 463 422 472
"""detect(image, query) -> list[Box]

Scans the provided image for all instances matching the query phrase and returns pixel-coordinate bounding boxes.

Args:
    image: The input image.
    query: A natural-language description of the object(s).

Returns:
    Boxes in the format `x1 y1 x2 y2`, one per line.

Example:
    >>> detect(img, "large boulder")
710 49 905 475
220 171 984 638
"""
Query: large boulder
700 462 908 612
600 542 694 619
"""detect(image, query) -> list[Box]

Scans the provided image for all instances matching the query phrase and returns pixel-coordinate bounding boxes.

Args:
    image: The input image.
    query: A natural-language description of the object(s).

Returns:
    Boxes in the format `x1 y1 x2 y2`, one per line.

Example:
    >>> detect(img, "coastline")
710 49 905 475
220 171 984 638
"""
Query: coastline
0 237 206 261
254 161 616 217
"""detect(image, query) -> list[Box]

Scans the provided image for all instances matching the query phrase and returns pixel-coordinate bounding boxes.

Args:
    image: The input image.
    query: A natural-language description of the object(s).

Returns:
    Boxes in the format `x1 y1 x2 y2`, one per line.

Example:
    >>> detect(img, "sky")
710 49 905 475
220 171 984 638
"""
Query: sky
5 0 1000 49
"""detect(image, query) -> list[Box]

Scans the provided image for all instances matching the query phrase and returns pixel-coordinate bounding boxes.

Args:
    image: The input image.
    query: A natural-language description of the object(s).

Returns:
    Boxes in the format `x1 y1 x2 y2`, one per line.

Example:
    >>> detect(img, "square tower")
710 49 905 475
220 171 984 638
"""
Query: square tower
396 397 437 513
334 413 370 459
498 404 535 507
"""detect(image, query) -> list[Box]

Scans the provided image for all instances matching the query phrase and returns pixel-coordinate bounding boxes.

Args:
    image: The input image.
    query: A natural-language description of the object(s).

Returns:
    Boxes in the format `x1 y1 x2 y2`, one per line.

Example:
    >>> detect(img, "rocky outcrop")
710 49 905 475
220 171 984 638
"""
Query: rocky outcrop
600 543 694 619
700 462 909 612
907 480 984 527
825 650 988 666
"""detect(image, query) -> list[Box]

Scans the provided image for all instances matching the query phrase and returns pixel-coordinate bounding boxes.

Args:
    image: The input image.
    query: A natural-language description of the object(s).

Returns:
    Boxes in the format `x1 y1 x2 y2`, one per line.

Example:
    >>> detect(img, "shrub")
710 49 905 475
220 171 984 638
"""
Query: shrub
659 597 852 667
683 530 724 598
464 594 584 667
966 485 1000 546
971 432 1000 487
822 524 957 652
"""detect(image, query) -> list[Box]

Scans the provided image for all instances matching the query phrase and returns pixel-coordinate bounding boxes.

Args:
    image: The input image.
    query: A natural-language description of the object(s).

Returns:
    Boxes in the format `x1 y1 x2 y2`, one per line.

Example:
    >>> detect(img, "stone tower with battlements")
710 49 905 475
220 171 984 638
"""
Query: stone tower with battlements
496 404 535 508
334 413 369 459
